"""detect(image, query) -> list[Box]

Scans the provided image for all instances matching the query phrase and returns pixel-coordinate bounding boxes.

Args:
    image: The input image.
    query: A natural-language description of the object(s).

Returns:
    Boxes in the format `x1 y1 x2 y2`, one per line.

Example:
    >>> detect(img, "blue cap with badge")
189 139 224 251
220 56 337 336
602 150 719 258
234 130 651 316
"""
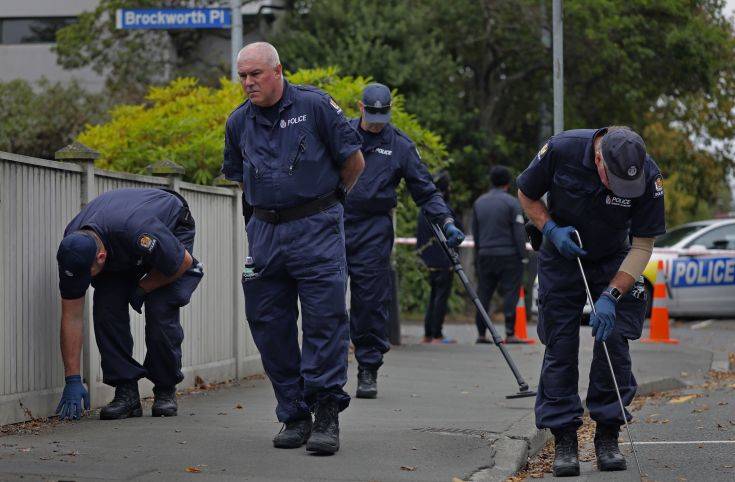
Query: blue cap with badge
362 83 392 124
601 129 647 198
57 231 97 299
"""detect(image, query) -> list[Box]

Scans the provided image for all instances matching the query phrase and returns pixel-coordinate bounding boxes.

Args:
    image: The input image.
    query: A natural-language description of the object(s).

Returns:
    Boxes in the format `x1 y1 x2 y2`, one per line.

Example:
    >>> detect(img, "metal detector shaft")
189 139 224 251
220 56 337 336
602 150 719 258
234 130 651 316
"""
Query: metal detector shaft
429 221 534 395
572 231 644 479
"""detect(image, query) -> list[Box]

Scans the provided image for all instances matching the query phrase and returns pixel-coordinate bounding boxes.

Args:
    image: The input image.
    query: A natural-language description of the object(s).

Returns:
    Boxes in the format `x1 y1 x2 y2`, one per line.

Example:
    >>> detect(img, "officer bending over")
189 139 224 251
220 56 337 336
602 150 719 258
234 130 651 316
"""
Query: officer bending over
56 188 203 421
222 42 365 454
472 165 528 344
517 128 665 476
345 83 464 399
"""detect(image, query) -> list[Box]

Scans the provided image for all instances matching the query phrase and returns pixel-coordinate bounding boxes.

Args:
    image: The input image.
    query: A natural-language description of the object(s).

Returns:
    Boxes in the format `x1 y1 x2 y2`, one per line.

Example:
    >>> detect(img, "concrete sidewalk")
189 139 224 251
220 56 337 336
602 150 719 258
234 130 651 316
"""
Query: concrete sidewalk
0 321 716 482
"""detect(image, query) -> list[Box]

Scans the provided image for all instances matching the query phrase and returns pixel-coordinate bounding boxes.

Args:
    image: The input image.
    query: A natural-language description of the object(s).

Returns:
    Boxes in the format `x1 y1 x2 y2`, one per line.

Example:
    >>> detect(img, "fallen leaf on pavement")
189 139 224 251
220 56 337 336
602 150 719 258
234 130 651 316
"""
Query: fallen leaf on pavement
185 467 201 473
235 404 243 409
194 376 205 386
718 401 729 406
19 448 31 452
452 478 464 482
400 466 416 471
669 395 697 404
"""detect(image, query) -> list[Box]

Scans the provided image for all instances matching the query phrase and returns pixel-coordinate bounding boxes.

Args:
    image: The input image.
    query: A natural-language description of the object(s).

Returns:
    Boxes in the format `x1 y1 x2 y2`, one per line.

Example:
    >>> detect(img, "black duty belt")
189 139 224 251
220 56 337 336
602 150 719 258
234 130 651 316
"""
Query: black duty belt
253 192 339 224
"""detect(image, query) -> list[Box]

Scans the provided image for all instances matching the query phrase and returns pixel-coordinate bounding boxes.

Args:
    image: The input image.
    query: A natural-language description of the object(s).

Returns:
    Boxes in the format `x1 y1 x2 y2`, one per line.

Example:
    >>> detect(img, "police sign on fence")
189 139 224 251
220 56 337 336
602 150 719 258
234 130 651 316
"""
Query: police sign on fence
115 8 231 30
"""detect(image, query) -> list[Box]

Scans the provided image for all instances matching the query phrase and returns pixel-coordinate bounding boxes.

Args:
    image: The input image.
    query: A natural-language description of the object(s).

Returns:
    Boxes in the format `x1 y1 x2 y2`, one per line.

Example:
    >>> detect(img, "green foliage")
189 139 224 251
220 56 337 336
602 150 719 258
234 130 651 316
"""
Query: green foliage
54 0 227 102
0 79 107 159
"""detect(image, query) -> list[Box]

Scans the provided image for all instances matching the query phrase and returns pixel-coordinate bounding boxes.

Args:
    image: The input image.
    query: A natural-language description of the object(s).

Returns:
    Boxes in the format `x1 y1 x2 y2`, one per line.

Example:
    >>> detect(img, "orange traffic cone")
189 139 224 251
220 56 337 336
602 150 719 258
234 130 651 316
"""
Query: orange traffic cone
641 260 679 344
512 287 536 344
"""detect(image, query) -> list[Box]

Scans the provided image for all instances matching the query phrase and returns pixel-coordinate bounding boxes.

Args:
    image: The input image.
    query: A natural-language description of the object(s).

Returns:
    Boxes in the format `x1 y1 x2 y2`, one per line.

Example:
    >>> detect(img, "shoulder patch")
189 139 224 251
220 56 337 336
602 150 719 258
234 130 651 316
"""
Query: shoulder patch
653 175 664 198
329 97 342 113
137 233 157 253
537 143 549 159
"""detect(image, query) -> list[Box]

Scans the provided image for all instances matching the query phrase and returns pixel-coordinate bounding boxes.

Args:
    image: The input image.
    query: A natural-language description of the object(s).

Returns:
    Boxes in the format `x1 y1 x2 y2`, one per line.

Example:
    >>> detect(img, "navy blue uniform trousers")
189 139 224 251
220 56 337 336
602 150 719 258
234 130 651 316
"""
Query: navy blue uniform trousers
535 246 646 432
345 213 393 369
92 219 200 389
243 204 350 423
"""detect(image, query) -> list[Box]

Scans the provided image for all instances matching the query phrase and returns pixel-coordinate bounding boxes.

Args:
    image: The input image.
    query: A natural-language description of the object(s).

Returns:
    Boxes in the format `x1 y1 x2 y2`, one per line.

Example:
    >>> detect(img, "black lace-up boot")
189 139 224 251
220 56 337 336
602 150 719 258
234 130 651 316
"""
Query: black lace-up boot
306 401 340 454
552 429 580 477
595 424 627 471
356 366 378 399
152 386 178 417
273 418 312 448
100 382 142 420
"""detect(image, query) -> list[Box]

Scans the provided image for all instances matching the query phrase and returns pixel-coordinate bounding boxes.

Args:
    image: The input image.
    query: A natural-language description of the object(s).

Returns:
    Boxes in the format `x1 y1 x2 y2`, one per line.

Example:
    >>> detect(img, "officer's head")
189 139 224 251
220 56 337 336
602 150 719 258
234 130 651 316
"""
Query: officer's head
236 42 284 107
359 83 391 133
57 231 106 299
594 127 647 198
490 165 512 190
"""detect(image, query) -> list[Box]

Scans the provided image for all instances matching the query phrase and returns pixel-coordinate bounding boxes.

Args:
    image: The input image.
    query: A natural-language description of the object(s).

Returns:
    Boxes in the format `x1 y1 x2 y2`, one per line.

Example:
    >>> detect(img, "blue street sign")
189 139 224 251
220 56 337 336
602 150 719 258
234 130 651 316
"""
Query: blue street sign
115 8 231 30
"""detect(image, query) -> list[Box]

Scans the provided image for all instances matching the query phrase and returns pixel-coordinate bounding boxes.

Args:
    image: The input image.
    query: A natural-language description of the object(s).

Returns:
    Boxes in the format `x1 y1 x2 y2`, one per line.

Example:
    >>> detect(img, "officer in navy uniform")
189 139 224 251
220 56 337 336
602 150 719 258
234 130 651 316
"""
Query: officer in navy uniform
345 84 465 399
55 188 203 421
221 42 365 454
517 127 665 476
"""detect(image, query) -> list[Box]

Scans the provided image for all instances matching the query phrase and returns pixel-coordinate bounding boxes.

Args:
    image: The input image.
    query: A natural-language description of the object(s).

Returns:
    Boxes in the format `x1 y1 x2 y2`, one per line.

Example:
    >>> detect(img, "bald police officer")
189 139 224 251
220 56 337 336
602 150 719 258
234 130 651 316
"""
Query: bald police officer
55 188 203 421
222 42 365 454
345 83 464 399
517 127 665 476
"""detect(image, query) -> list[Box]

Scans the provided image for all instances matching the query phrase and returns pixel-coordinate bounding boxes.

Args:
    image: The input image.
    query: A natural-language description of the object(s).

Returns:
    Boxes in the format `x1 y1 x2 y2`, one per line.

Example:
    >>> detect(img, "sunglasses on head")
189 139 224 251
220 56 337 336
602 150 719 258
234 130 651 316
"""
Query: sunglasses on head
364 104 391 115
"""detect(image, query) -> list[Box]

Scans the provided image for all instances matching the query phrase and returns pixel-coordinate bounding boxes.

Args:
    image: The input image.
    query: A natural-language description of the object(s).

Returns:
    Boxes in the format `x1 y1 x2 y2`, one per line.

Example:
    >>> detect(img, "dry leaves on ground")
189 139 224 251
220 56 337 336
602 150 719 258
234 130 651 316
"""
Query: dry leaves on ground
400 466 417 471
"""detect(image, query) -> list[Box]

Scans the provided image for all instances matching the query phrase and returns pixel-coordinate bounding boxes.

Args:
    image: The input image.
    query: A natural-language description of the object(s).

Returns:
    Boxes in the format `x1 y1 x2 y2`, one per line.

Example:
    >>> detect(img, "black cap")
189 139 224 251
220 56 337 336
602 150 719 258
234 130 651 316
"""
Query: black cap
490 165 512 187
362 83 391 124
601 129 647 198
57 231 96 299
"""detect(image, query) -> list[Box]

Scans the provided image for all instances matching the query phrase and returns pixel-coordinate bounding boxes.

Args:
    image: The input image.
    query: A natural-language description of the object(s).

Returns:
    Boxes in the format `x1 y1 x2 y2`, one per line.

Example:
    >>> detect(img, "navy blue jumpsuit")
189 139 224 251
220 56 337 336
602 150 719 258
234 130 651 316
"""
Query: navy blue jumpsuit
63 188 202 389
221 80 363 423
517 129 665 432
345 119 452 369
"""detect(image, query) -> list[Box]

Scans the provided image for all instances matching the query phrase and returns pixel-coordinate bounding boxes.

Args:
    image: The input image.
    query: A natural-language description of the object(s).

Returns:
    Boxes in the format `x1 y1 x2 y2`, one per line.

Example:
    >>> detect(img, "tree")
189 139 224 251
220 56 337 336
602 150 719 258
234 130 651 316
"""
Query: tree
0 79 107 159
54 0 231 102
273 0 735 221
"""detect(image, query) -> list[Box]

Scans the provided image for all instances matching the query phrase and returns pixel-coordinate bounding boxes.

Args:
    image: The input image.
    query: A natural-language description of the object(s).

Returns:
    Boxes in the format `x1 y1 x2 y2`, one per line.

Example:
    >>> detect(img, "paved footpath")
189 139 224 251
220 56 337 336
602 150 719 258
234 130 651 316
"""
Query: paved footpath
0 320 725 482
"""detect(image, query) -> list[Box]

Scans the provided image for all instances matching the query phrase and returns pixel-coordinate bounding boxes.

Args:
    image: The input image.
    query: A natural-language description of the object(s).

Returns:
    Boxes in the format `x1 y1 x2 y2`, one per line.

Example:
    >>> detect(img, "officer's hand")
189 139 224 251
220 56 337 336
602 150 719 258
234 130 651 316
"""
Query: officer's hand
542 220 588 259
590 293 616 342
443 222 465 248
129 286 147 314
55 375 90 421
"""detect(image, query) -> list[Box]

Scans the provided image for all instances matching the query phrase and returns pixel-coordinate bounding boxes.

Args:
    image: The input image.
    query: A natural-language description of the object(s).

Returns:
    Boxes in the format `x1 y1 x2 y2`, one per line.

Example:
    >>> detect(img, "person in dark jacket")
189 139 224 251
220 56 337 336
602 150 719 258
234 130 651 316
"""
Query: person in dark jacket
472 166 528 344
416 170 459 344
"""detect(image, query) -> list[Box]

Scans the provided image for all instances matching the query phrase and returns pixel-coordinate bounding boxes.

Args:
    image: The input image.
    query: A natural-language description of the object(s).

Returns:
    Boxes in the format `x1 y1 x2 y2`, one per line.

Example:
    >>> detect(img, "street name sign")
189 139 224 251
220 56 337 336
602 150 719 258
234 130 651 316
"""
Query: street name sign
115 8 231 30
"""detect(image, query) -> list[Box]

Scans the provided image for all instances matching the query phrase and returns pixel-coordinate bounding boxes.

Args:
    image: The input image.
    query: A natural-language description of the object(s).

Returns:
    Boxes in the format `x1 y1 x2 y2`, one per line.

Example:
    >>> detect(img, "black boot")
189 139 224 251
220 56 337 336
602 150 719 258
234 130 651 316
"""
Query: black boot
273 418 312 448
152 386 178 417
595 424 627 471
100 382 142 420
306 401 340 454
552 429 580 477
356 366 377 399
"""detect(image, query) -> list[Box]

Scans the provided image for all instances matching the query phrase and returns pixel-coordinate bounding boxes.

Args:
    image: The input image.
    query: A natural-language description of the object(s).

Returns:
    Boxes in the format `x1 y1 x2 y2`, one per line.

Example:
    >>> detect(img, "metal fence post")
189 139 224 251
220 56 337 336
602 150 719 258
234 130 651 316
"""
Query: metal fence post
54 142 101 406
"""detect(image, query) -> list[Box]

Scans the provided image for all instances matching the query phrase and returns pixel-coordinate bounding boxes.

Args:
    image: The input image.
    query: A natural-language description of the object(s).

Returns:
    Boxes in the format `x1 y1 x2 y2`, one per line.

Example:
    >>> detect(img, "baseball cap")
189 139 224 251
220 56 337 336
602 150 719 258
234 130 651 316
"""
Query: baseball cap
362 83 392 124
57 231 97 299
601 129 647 198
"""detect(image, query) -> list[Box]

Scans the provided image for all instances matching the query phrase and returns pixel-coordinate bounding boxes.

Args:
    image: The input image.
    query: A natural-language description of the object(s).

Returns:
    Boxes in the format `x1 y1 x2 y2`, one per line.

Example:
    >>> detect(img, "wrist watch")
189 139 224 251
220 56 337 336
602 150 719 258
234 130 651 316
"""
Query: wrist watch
603 286 622 302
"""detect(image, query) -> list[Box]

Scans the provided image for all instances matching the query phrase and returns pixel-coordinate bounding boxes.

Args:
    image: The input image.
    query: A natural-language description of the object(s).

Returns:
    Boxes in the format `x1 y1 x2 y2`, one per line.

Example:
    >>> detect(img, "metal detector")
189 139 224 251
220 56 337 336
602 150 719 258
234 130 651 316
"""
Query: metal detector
571 230 645 479
428 220 536 399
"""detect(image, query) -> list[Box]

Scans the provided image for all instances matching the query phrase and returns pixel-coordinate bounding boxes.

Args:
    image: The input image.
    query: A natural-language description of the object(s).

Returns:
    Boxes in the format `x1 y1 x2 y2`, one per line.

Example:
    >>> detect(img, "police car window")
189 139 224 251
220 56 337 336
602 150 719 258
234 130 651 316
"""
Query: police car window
654 224 706 247
685 224 735 250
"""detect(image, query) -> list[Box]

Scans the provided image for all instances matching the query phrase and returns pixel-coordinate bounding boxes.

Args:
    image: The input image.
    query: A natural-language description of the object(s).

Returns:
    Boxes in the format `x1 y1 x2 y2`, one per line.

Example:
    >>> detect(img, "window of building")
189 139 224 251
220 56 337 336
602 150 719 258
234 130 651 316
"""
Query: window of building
0 17 77 45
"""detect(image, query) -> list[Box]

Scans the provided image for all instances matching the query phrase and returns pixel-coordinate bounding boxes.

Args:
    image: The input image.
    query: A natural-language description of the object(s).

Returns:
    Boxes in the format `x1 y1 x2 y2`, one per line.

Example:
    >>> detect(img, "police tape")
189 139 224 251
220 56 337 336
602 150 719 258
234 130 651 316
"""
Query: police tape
394 236 534 251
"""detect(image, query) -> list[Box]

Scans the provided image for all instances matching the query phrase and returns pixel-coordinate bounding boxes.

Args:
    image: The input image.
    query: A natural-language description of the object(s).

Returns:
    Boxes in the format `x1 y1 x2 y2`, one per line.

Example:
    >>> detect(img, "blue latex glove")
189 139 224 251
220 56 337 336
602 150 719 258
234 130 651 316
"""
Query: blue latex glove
542 220 588 259
590 293 617 342
443 222 465 248
129 286 146 314
56 375 89 420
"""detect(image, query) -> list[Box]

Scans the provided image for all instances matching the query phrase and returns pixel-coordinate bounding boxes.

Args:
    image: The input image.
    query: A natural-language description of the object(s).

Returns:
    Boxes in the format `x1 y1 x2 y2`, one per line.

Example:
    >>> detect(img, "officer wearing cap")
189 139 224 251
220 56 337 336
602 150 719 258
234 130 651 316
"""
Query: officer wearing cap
472 165 528 344
345 83 465 399
517 127 665 476
222 42 365 454
55 188 203 422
